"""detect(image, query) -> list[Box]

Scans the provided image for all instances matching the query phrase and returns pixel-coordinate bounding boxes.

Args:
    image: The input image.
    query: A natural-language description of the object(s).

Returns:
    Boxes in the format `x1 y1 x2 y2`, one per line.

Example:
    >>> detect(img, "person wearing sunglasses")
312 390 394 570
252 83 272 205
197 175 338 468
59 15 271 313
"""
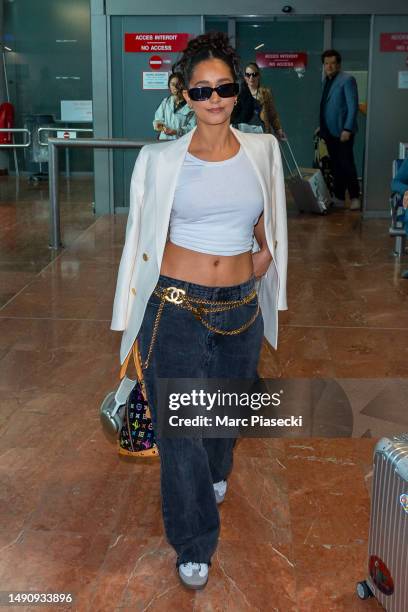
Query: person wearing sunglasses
244 62 285 140
230 77 263 133
153 72 196 140
111 31 287 590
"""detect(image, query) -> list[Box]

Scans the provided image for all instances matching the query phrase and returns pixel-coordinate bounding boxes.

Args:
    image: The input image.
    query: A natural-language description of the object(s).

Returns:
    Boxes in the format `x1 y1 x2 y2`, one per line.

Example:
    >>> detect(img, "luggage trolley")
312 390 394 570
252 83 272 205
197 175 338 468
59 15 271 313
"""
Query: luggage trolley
280 138 331 215
23 114 56 183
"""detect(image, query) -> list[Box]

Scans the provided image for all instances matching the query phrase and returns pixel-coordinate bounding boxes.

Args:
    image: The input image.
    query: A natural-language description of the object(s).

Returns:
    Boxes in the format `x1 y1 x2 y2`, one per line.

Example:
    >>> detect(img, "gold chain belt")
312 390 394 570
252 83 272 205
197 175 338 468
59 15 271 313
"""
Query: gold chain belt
142 285 259 370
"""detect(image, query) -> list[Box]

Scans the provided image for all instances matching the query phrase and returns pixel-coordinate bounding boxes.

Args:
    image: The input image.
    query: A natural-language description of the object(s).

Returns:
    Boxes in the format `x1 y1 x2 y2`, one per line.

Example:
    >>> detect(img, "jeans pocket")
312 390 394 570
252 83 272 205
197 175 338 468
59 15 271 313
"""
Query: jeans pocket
214 296 259 334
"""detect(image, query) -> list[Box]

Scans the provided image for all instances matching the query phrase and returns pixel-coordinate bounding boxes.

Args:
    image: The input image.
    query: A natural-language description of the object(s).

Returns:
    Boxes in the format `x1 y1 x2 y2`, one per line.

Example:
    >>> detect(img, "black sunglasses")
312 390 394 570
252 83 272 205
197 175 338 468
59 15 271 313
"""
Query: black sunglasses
188 82 239 101
245 72 259 78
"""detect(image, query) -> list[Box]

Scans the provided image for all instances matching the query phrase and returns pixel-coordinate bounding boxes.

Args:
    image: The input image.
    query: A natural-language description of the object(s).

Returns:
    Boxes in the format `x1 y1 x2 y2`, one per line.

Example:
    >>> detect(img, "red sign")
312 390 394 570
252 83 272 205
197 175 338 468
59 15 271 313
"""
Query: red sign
125 33 190 53
380 33 408 52
256 52 308 69
63 131 70 139
149 55 163 70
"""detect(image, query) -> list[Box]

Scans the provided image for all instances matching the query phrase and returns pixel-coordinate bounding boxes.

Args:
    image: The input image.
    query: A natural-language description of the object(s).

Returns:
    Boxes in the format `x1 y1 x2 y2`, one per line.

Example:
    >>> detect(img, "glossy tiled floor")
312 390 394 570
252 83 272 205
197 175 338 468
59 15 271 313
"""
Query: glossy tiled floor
1 176 406 610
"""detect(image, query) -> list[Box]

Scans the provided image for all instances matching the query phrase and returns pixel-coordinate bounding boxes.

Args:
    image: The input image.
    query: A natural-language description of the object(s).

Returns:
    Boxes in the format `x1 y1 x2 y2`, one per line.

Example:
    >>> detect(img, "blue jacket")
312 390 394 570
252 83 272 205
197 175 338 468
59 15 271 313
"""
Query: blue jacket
391 157 408 197
321 72 359 137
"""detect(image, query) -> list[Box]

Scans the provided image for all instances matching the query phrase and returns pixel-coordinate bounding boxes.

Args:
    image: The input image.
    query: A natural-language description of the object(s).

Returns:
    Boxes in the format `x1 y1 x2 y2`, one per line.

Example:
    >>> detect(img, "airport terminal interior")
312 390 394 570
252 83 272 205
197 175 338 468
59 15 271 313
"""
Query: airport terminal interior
0 1 408 610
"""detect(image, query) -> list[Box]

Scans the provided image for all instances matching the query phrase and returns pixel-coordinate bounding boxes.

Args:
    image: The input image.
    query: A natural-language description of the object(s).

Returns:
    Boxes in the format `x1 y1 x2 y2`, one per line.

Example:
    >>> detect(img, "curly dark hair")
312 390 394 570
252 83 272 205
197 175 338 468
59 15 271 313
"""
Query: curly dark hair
168 71 186 93
172 31 241 88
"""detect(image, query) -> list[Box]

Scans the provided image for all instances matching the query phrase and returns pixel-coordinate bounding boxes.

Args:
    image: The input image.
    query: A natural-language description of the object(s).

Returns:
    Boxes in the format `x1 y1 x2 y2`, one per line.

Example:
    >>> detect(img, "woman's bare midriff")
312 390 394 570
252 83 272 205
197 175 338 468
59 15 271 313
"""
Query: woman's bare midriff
160 242 253 287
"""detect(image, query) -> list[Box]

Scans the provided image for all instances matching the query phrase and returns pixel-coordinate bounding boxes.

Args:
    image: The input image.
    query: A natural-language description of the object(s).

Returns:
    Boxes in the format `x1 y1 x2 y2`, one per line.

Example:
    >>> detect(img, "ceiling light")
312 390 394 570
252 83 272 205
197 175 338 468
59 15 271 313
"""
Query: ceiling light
254 43 265 50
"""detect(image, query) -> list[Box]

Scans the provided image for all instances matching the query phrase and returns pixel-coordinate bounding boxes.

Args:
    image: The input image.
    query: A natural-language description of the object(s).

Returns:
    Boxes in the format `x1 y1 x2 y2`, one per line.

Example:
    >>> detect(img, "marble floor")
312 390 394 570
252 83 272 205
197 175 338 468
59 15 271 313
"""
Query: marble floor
1 176 406 610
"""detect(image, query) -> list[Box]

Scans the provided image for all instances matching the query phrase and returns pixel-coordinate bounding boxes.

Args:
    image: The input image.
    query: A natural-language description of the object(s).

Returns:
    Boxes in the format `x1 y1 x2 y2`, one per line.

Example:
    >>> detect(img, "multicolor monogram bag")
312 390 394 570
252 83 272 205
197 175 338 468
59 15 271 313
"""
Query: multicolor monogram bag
117 342 158 458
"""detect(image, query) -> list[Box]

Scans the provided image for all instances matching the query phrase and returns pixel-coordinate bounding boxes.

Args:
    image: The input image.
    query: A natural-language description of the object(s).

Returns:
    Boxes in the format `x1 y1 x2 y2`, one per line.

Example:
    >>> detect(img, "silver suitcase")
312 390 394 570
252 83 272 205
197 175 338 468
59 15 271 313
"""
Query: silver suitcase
357 435 408 609
280 139 331 215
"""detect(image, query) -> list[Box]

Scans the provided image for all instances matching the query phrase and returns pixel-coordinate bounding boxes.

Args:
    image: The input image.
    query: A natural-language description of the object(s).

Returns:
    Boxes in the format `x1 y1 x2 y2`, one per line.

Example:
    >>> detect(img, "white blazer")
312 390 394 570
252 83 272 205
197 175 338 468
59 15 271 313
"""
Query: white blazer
111 126 288 364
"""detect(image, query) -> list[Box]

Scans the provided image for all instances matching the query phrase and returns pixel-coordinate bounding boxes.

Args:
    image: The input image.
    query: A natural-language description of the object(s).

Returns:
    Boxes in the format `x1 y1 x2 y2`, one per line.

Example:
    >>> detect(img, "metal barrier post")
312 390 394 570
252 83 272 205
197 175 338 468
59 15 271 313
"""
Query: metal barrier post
0 127 31 147
46 137 153 249
37 127 94 146
0 128 31 178
49 141 61 249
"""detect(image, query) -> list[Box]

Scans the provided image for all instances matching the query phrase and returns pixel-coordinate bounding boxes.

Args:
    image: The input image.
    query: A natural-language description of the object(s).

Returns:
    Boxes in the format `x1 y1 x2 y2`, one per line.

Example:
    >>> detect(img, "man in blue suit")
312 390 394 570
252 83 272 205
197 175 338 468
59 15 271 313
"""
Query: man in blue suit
320 49 360 211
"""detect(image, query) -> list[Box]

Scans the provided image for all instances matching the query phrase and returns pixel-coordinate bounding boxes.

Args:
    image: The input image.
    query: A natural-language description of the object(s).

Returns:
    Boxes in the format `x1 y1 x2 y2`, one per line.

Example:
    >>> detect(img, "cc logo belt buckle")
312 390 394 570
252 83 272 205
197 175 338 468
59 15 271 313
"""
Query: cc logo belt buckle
163 286 186 305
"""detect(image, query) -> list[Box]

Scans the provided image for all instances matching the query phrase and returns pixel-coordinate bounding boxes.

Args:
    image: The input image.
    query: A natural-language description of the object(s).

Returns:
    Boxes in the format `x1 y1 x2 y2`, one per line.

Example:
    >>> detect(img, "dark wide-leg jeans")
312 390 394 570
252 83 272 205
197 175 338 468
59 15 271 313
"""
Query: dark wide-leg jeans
138 274 264 567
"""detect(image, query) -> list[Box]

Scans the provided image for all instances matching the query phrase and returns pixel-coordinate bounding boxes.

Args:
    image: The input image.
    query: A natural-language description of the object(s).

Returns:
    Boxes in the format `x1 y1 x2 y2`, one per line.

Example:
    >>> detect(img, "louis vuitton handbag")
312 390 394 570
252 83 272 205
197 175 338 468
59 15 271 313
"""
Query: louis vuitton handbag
99 341 158 458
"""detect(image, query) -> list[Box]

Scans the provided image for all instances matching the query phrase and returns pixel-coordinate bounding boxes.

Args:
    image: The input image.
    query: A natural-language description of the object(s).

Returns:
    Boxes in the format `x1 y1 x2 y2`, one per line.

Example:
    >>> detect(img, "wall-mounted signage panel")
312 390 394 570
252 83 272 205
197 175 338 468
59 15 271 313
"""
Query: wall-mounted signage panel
60 100 92 122
380 33 408 52
125 33 190 53
256 52 308 69
398 70 408 88
142 71 170 90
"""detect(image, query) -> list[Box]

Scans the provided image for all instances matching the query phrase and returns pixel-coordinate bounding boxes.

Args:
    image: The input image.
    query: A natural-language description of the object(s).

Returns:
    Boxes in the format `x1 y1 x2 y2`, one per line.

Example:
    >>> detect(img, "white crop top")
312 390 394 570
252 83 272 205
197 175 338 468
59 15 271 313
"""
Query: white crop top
169 147 264 256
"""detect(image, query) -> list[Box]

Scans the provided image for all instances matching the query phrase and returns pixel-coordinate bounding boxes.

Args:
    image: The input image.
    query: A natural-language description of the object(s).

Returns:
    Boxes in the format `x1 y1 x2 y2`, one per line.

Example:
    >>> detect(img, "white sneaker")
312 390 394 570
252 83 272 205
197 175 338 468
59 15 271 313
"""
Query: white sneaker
350 198 361 211
213 480 227 504
331 197 345 209
178 562 209 589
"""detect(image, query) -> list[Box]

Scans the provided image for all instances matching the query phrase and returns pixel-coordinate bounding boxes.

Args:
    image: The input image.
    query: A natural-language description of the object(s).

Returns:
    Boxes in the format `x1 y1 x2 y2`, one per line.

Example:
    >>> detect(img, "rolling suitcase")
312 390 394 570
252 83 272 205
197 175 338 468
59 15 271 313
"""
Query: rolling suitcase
357 435 408 610
280 139 331 215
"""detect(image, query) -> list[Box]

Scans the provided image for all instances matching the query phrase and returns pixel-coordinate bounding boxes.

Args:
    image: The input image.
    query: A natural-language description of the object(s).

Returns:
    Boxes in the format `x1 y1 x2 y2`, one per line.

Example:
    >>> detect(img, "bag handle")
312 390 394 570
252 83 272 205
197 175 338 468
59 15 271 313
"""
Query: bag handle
280 138 302 179
120 340 143 381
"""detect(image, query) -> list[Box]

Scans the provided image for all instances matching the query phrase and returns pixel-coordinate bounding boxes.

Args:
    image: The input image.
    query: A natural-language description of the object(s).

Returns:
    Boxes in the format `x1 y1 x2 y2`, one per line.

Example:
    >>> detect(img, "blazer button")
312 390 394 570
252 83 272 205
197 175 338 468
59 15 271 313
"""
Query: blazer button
142 253 149 261
131 288 136 296
274 240 278 249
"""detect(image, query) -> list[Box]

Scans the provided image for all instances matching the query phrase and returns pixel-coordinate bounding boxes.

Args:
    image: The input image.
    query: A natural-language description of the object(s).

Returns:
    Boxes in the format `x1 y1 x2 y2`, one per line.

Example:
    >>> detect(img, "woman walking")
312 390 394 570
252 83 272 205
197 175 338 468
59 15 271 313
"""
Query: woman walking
153 72 196 140
244 61 285 139
111 32 288 589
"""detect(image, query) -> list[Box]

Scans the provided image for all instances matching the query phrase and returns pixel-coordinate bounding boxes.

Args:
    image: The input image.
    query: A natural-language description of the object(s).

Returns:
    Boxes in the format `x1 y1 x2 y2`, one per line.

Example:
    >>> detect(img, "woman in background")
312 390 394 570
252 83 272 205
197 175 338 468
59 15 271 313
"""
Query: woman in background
244 61 285 139
230 78 261 133
153 72 196 140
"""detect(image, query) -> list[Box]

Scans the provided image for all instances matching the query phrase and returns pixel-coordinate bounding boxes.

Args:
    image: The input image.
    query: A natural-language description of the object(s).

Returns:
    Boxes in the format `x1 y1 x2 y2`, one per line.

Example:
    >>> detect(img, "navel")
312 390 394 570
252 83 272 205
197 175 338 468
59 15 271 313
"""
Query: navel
213 259 220 267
